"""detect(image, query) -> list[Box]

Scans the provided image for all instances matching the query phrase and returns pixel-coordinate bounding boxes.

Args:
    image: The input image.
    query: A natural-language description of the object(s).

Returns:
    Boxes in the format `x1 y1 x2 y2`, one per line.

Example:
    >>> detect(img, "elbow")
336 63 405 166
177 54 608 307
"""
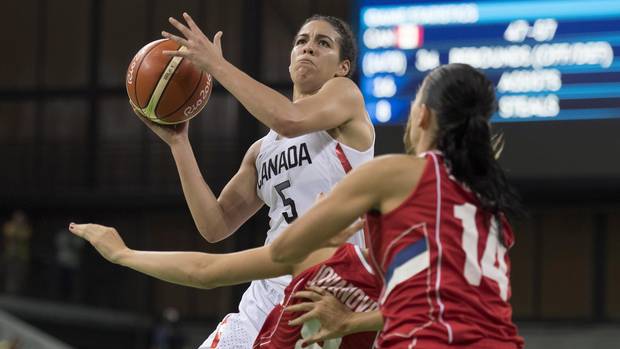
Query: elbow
198 229 219 244
200 281 216 290
191 271 217 290
197 226 226 244
202 235 220 244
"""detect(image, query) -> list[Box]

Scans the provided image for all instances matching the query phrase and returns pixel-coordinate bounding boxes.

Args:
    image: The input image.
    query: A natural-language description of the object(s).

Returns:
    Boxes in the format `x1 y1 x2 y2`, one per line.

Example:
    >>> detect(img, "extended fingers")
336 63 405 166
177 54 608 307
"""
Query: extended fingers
287 308 318 326
68 223 87 238
284 302 314 313
306 285 327 295
162 49 191 58
182 12 205 35
168 16 193 39
291 290 323 302
69 223 102 241
162 30 189 47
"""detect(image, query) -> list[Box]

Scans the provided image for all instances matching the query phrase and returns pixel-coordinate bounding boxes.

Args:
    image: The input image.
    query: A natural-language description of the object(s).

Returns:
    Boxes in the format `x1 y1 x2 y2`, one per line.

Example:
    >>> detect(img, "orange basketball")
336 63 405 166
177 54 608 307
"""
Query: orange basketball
126 39 212 125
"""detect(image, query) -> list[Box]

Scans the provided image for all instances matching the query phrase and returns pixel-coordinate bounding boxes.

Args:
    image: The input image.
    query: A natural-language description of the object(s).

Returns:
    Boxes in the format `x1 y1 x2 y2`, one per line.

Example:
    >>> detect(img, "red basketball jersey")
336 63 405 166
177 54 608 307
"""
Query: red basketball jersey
365 152 524 349
253 244 380 349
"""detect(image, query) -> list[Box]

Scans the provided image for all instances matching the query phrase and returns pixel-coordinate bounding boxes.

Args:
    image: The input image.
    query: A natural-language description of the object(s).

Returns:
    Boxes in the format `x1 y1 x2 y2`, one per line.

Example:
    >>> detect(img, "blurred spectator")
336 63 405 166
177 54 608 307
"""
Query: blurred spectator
0 338 20 349
52 226 85 302
150 307 184 349
2 210 32 295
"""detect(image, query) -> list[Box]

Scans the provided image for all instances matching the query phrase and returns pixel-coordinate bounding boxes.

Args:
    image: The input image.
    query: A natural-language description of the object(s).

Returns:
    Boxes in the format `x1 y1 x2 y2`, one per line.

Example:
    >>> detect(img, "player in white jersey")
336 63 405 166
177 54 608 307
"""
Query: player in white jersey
131 14 375 348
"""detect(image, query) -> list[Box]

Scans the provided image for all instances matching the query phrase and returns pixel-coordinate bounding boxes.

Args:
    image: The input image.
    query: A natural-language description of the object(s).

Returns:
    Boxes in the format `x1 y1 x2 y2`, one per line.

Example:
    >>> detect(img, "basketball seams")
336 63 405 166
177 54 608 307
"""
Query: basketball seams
154 43 196 119
141 41 177 110
159 67 206 120
133 39 170 108
127 39 211 125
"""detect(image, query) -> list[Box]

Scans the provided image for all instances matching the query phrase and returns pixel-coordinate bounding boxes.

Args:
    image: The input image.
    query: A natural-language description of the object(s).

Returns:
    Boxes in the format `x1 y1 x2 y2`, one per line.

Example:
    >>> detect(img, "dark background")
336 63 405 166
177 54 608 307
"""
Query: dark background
0 0 618 348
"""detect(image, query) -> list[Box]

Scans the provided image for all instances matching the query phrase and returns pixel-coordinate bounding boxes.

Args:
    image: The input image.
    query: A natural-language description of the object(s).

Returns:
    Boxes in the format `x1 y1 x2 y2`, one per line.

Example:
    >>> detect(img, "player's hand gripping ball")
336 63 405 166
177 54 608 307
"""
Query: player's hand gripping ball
126 39 212 124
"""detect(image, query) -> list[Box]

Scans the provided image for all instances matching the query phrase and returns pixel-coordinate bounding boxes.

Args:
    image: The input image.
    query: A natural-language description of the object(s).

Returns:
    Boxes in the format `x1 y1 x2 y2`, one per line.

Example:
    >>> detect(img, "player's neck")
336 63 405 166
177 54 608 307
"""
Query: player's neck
292 85 321 101
416 133 436 155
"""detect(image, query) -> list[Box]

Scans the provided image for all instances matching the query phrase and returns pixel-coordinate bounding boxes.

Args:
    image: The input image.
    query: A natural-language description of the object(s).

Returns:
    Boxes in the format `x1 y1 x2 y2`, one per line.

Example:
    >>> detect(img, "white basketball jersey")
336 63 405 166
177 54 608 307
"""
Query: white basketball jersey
235 129 374 333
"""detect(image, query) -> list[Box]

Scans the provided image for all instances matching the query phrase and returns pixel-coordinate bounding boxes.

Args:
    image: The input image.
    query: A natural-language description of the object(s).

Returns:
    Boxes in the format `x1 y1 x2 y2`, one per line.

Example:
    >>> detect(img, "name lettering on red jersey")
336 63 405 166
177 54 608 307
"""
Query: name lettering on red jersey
308 265 379 312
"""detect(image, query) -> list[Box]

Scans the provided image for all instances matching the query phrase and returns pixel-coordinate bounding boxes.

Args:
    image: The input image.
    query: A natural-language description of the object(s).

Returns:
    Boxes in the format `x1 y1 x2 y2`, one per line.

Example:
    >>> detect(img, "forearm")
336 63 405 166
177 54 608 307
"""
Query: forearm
271 197 358 264
210 59 300 134
343 310 384 334
170 140 231 242
117 250 220 289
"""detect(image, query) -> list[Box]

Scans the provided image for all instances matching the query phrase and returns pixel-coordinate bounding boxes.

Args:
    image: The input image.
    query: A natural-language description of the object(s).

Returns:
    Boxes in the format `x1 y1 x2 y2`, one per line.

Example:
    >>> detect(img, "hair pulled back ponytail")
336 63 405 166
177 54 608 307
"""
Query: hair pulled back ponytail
422 64 522 226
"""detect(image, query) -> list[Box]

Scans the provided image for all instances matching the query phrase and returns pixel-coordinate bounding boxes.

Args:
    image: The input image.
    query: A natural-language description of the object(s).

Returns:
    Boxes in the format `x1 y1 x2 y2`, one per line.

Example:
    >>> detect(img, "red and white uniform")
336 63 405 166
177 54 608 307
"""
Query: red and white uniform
253 243 380 349
366 151 524 349
200 129 374 348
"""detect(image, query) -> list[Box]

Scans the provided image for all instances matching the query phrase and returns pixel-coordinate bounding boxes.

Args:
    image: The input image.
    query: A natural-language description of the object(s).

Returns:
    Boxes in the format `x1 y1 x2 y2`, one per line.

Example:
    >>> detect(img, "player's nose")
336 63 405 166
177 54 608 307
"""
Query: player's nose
302 42 316 55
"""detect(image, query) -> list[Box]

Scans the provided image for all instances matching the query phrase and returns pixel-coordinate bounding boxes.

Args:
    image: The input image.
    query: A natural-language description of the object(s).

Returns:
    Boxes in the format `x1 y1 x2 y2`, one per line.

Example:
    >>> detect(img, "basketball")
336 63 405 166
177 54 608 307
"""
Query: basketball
126 38 213 125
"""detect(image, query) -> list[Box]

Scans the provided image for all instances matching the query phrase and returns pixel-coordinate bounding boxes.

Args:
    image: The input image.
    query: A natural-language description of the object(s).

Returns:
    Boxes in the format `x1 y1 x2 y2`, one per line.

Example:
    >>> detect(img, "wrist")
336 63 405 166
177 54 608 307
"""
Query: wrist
114 248 133 266
339 313 358 336
169 137 191 151
208 56 228 81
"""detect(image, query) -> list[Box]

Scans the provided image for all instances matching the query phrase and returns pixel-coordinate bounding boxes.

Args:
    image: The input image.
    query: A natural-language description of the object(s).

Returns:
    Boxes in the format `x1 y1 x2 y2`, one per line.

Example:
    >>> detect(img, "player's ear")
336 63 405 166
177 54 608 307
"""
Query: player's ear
335 59 350 77
418 104 431 129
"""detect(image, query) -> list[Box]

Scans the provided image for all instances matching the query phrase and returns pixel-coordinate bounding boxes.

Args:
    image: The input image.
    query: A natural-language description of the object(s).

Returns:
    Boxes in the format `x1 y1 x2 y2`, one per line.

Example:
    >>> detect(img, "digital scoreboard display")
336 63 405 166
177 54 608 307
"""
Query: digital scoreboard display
358 0 620 124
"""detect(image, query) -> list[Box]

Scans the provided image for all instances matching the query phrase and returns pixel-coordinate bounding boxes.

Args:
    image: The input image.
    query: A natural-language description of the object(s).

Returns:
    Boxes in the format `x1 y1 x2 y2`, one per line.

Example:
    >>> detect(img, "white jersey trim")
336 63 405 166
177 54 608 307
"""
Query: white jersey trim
428 152 453 343
353 245 375 275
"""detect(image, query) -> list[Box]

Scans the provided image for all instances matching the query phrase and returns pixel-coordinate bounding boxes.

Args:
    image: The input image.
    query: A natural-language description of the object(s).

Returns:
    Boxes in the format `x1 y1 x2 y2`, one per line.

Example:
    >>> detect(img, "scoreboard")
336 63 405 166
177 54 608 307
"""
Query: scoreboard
357 0 620 124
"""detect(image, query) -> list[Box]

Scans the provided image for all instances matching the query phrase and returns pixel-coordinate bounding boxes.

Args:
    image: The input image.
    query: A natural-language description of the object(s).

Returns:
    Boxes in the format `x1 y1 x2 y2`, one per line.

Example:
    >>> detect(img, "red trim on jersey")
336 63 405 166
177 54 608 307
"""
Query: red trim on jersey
210 314 231 348
335 143 352 173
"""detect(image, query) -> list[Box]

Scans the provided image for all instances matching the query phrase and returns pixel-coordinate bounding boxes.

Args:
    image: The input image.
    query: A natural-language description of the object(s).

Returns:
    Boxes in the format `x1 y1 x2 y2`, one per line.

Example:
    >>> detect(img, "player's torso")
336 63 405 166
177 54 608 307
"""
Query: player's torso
256 130 373 246
253 244 380 349
366 152 523 349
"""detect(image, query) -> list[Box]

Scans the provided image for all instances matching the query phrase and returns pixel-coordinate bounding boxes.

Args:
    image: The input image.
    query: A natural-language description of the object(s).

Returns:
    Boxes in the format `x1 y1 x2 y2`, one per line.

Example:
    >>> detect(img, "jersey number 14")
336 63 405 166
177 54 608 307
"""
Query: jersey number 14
454 203 509 301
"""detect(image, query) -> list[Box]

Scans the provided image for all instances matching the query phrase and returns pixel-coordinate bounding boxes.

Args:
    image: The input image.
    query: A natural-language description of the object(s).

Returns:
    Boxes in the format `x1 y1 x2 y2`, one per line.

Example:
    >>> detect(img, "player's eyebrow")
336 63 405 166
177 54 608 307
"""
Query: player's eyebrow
293 33 336 43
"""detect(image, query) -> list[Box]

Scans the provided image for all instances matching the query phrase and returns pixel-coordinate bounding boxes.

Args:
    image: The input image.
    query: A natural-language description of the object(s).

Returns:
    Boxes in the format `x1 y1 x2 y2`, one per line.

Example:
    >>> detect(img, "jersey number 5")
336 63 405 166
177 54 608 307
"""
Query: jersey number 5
454 203 509 301
275 180 299 224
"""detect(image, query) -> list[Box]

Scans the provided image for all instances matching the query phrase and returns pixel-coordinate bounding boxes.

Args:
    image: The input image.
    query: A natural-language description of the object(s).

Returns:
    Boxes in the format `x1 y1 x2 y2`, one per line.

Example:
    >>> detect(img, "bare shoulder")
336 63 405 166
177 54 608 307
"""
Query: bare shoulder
321 77 364 103
348 155 426 210
361 154 425 175
322 78 371 150
337 155 418 189
244 138 263 161
322 77 361 92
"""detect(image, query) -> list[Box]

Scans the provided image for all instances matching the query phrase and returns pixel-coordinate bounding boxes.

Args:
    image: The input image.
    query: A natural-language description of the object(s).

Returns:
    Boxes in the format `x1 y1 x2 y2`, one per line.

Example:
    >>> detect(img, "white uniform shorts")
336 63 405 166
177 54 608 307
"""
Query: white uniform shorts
198 278 288 349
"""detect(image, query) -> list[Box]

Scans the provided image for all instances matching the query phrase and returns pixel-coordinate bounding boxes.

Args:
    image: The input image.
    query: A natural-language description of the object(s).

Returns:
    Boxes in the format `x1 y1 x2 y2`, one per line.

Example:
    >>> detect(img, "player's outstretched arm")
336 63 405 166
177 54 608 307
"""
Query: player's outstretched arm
270 155 421 264
162 13 371 143
270 161 379 264
68 223 291 289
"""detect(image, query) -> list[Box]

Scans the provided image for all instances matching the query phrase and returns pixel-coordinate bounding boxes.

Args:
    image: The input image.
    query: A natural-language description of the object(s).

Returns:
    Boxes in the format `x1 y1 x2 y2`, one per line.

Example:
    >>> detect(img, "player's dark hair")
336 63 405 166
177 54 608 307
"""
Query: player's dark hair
422 63 522 232
301 15 357 78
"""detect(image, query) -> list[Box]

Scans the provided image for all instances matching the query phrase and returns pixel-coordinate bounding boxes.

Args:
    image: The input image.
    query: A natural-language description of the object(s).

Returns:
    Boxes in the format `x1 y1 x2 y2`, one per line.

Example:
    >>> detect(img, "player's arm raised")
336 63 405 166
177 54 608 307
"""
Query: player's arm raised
68 223 291 289
162 13 369 139
208 73 364 138
134 107 264 243
168 136 264 243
